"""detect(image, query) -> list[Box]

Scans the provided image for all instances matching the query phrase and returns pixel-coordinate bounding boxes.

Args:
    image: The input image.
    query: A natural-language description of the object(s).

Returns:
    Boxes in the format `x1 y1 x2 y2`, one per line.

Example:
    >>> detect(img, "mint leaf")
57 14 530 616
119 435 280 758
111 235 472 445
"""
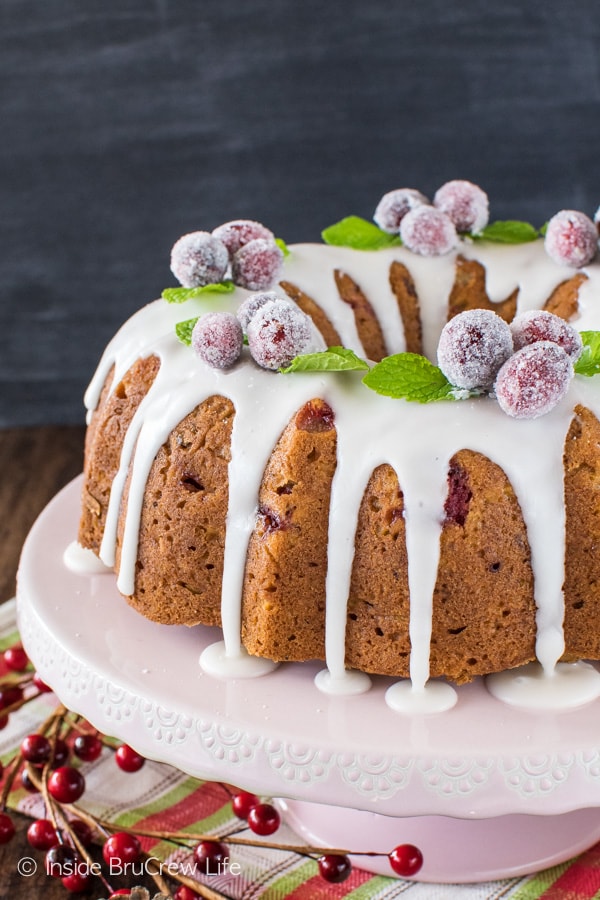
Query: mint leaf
575 331 600 376
280 346 369 374
275 237 290 257
162 280 235 303
175 317 199 345
322 216 402 251
362 353 464 402
473 220 540 244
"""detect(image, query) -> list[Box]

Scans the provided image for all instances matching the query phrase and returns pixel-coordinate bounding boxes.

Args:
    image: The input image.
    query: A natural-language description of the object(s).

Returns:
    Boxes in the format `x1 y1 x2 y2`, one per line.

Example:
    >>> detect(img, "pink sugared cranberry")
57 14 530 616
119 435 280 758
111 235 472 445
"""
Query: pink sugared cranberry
247 299 312 369
232 238 284 291
544 210 597 268
373 188 430 233
437 309 513 390
191 312 243 369
212 219 275 256
236 290 278 331
170 231 229 288
400 206 458 256
494 341 574 419
510 310 582 362
433 179 489 233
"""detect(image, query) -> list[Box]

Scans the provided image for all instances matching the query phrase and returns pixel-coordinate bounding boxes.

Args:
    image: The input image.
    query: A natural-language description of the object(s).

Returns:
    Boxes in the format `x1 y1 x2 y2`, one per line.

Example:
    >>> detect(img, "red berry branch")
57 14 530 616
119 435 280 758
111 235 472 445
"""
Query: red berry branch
0 642 424 898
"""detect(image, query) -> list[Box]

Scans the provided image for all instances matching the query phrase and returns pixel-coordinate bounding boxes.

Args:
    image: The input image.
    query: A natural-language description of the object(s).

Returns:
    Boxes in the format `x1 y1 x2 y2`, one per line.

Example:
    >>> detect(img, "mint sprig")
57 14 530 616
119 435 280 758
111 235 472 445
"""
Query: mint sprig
175 317 199 345
280 347 369 374
362 353 473 403
471 220 540 244
322 216 402 251
162 280 235 304
575 331 600 376
275 237 290 257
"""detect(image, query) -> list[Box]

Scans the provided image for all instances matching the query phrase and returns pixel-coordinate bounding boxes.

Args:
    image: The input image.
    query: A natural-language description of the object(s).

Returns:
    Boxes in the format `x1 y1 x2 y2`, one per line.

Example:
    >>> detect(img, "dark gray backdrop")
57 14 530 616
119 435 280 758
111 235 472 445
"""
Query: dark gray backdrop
2 0 599 427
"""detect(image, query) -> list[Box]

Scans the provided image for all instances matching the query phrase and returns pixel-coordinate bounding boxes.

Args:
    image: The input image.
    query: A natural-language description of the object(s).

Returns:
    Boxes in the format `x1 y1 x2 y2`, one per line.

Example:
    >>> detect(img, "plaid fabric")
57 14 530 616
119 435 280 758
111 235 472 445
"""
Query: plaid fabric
2 599 600 900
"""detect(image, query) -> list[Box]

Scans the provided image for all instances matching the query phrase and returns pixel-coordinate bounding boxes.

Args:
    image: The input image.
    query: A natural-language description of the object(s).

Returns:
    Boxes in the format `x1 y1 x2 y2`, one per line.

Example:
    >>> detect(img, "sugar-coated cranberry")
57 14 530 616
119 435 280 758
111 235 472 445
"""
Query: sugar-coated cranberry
3 644 29 671
21 733 51 764
231 789 260 820
232 238 284 291
47 766 86 804
433 179 489 233
191 311 243 369
194 839 229 876
236 290 278 331
317 853 352 883
212 219 275 257
103 831 141 865
115 743 145 772
27 818 59 850
544 210 598 268
173 886 200 900
510 310 582 362
389 843 424 877
494 341 574 419
0 812 15 844
0 684 24 710
247 802 280 836
400 206 458 256
373 188 430 233
33 672 53 693
170 231 229 288
437 309 513 389
62 869 92 893
247 299 312 370
73 733 103 762
45 843 79 877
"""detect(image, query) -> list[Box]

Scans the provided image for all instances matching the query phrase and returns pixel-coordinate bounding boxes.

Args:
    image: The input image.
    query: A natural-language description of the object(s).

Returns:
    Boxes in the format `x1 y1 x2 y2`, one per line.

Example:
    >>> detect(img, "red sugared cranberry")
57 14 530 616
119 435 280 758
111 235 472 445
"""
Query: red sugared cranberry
400 206 458 256
73 733 103 762
103 831 141 866
27 818 59 850
62 869 92 893
115 744 145 773
191 312 243 369
494 341 574 419
389 843 423 877
231 790 259 819
510 310 583 362
194 840 229 876
173 886 200 900
236 290 278 330
433 179 489 233
247 802 280 836
47 766 86 804
374 188 430 233
212 219 275 257
317 853 352 883
544 209 597 268
0 812 15 844
232 238 284 291
247 298 312 369
33 672 53 693
170 231 229 288
437 309 513 390
21 733 51 765
3 644 29 671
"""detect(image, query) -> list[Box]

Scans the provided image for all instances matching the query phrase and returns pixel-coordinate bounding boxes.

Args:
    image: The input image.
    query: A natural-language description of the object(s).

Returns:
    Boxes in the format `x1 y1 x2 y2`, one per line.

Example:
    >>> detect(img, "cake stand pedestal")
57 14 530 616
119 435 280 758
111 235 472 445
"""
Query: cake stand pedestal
16 478 600 883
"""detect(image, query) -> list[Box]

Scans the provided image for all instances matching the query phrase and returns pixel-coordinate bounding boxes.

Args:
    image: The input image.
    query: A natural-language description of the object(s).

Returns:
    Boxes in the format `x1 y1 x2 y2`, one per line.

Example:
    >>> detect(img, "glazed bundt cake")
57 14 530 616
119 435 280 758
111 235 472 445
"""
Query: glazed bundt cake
77 182 600 703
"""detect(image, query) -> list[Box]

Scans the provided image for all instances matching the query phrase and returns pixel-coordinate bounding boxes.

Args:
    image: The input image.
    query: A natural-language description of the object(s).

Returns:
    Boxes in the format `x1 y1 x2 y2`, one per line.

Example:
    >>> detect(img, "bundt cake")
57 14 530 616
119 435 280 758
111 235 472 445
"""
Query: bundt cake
76 183 600 708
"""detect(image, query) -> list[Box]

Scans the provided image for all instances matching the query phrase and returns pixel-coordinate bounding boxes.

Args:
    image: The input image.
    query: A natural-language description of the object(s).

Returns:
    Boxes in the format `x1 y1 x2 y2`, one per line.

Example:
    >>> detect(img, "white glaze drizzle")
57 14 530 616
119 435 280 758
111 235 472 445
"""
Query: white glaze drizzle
82 240 600 709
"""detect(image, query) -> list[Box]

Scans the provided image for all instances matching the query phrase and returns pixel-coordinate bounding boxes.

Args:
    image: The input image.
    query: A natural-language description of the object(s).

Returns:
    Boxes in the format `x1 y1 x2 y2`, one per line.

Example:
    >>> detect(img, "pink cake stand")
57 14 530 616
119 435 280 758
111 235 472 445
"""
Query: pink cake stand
16 477 600 883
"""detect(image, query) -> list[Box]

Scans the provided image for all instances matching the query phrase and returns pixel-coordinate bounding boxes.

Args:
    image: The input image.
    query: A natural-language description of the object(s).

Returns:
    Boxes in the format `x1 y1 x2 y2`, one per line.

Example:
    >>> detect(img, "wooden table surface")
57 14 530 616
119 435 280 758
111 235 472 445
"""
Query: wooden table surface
0 425 160 898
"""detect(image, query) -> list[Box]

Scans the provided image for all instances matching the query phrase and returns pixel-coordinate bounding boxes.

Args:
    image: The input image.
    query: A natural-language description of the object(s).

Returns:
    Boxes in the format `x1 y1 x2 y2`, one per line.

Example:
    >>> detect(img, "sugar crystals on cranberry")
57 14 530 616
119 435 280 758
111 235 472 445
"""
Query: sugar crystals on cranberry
510 310 583 362
373 188 430 233
191 312 243 369
494 341 574 419
433 179 489 234
544 209 598 268
212 219 275 256
236 290 278 331
437 309 513 390
232 238 284 291
170 231 229 288
400 205 458 256
247 298 313 369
